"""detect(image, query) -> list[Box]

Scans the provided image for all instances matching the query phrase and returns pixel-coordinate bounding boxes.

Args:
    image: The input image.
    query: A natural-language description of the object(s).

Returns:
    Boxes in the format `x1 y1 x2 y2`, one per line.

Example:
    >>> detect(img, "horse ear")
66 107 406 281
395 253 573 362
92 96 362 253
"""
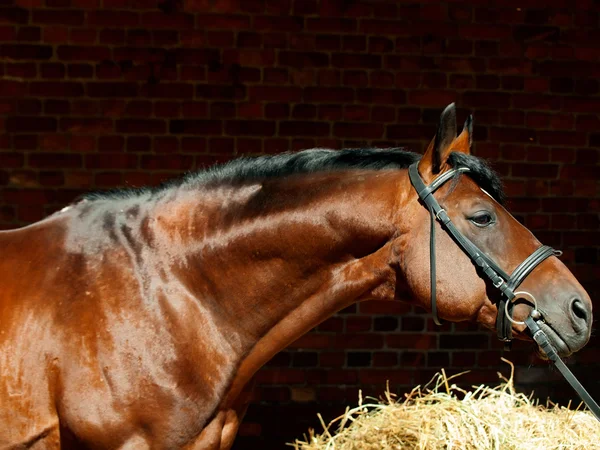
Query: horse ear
418 103 457 181
452 114 473 155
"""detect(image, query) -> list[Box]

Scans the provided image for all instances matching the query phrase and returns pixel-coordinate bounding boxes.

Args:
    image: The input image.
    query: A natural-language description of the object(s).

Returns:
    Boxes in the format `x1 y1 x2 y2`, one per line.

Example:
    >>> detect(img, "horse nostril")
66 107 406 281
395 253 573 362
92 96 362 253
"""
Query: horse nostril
571 299 588 323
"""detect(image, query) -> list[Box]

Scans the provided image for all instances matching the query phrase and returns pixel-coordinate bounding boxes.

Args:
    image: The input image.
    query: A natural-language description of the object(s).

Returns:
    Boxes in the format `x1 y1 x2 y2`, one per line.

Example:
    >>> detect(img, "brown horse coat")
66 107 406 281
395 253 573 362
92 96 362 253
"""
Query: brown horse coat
0 106 592 449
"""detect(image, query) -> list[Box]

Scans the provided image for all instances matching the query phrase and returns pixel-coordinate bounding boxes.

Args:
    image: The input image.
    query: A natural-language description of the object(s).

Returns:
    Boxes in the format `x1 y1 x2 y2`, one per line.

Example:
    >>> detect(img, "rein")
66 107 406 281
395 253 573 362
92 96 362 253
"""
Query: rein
408 161 600 422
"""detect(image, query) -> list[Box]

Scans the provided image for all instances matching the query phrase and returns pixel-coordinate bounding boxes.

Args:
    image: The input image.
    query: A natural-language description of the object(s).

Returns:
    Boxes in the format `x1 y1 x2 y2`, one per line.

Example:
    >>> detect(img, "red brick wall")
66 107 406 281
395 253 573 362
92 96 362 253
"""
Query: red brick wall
2 1 600 448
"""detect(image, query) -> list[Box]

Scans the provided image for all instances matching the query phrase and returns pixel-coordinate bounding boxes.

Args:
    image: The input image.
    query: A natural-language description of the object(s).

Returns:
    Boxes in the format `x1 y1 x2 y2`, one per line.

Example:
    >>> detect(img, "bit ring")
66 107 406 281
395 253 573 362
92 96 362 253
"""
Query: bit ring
505 291 538 326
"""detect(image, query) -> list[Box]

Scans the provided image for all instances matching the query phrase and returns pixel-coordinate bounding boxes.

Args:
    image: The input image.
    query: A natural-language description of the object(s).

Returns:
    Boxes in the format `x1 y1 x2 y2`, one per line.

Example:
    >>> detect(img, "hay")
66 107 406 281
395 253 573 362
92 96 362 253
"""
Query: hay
290 359 600 450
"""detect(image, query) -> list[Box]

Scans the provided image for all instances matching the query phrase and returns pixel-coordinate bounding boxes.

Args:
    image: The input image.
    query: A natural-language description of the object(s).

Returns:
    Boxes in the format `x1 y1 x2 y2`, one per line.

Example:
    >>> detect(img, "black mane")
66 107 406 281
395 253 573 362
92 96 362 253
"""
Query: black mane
83 148 504 203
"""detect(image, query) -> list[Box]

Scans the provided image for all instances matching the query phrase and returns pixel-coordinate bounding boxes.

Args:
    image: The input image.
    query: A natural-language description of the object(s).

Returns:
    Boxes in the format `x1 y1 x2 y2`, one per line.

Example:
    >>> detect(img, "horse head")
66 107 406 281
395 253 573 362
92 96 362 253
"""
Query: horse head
400 103 592 357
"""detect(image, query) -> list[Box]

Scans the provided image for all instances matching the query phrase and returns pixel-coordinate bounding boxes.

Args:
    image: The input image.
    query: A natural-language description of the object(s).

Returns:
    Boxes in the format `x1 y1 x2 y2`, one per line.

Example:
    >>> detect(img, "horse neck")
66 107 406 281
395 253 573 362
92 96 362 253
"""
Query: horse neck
150 170 409 402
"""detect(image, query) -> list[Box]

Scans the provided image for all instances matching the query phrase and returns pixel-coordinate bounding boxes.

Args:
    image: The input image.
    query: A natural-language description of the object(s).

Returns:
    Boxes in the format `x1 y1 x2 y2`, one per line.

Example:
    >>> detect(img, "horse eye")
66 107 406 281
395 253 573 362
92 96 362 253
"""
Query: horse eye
470 212 494 227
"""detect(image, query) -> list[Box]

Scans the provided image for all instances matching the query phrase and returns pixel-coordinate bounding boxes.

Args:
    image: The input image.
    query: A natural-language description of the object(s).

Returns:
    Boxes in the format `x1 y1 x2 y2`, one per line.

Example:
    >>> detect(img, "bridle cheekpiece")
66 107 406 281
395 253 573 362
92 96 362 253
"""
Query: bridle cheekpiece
408 161 560 346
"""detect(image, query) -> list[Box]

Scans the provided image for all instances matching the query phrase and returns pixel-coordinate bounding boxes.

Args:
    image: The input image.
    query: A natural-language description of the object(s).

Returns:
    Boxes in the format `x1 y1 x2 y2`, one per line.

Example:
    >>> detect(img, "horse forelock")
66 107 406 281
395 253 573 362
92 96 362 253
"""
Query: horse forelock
447 152 505 204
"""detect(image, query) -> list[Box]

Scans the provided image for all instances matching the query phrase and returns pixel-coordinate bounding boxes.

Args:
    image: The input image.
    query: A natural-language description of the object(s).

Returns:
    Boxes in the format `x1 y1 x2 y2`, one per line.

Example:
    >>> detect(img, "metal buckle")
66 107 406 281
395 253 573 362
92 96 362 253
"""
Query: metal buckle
435 208 446 220
493 278 504 289
505 291 538 326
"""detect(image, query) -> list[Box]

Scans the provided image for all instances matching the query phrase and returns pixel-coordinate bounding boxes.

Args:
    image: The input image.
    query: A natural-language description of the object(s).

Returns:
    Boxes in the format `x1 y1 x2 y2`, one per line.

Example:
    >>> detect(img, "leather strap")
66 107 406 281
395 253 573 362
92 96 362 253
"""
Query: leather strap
525 317 600 421
408 162 560 345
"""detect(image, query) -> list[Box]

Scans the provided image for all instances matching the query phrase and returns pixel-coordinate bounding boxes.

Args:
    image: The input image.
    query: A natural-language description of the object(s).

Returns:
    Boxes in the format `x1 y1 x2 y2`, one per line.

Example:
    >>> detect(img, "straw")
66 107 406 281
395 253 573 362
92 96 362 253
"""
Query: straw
289 359 600 450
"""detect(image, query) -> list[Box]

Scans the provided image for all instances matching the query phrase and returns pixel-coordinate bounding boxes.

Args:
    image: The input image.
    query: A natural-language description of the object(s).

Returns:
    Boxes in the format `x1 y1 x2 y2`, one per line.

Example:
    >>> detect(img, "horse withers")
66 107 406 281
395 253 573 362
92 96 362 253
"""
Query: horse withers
0 104 592 449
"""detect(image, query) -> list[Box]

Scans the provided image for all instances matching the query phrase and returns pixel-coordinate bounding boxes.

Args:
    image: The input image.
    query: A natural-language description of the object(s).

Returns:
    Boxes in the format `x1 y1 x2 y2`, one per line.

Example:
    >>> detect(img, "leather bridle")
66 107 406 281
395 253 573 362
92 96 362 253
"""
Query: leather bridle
408 159 600 421
408 161 560 346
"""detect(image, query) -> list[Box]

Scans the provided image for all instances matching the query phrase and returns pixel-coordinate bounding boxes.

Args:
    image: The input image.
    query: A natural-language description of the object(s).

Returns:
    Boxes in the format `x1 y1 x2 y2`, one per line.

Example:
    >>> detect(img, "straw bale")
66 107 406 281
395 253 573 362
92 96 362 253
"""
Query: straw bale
290 359 600 450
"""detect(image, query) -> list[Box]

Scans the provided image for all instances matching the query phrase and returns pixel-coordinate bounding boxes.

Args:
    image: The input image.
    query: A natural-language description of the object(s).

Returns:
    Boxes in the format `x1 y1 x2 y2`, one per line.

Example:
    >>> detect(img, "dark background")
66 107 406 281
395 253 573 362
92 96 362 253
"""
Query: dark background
2 0 600 448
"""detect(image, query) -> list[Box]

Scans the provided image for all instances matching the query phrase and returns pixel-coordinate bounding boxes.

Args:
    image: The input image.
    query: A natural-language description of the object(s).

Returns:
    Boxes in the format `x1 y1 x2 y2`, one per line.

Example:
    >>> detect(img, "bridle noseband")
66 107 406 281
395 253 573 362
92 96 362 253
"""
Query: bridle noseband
407 159 600 422
408 161 560 346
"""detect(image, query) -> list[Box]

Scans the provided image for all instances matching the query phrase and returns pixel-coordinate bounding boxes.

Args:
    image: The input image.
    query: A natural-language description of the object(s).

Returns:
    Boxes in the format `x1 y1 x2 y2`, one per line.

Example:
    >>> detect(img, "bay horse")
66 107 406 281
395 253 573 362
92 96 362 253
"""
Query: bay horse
0 104 592 449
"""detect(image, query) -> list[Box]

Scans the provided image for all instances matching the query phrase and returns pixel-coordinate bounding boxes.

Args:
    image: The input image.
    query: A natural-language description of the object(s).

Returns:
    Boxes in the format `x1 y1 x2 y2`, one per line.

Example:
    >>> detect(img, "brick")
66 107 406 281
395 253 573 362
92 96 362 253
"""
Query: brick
140 12 194 29
265 103 289 119
32 10 84 25
0 7 29 24
278 51 328 68
88 11 139 27
342 105 368 121
254 15 303 32
169 120 222 135
437 57 485 72
463 92 511 108
6 117 56 133
6 63 36 78
279 121 329 137
304 87 353 103
13 135 39 150
369 36 394 53
140 83 193 99
539 131 585 146
289 33 315 51
196 14 250 30
386 334 437 349
332 53 381 69
197 84 246 100
575 79 598 95
126 136 150 152
408 90 457 107
386 124 431 140
116 119 165 134
223 49 275 66
237 138 261 153
98 136 124 152
338 71 363 88
263 138 288 153
0 152 24 168
564 97 600 113
153 101 180 118
237 31 261 48
57 46 111 61
86 153 138 170
70 29 96 44
290 104 315 119
334 123 384 139
372 106 395 122
1 44 52 59
99 29 125 45
248 86 300 102
356 88 405 105
306 17 356 33
88 82 138 98
512 163 559 178
141 155 193 170
513 94 561 110
40 63 64 79
3 190 54 206
225 120 274 136
68 64 93 78
29 153 81 169
490 127 536 143
16 26 40 42
0 26 15 41
206 31 233 47
0 100 13 114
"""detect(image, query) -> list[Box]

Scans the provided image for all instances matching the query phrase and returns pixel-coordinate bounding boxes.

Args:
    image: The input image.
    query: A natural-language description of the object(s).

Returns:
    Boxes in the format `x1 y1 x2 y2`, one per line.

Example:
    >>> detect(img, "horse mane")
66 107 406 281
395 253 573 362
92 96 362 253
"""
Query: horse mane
82 148 504 203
